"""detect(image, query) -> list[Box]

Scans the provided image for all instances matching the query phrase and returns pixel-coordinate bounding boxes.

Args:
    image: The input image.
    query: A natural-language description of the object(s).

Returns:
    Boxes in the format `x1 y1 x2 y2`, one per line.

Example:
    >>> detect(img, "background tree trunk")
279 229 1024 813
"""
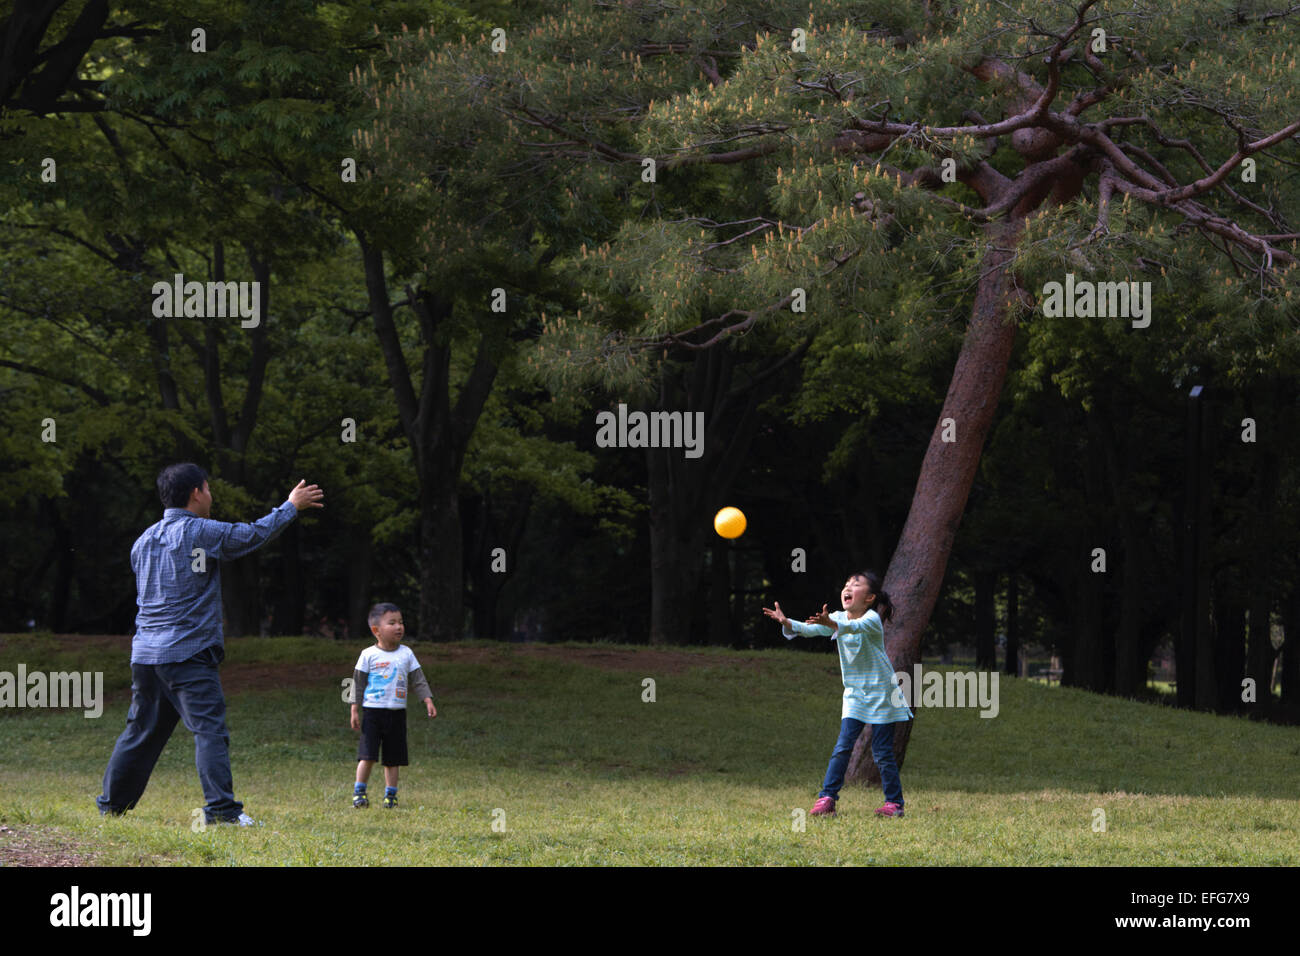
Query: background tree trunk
1192 398 1218 710
1004 573 1020 676
1214 598 1246 715
271 522 303 637
1246 380 1280 719
347 524 374 641
1280 585 1300 725
646 345 766 644
974 569 996 670
418 471 464 642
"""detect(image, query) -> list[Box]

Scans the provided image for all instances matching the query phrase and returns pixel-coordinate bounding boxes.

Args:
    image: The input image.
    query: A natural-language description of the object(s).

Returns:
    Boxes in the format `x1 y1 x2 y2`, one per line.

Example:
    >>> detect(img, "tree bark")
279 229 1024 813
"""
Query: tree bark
465 487 533 640
360 240 498 641
0 0 115 116
847 212 1029 783
419 465 465 642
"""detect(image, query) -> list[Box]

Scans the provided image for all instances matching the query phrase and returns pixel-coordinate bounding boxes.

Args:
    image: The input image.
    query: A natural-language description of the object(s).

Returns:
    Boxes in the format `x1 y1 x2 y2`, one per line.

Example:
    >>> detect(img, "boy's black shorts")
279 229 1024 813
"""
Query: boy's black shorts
358 707 408 766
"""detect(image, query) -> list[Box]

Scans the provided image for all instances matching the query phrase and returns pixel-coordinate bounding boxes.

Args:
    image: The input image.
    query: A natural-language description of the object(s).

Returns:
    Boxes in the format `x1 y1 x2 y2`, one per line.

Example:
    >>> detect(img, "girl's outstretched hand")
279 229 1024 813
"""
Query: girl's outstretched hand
807 604 835 629
761 601 789 625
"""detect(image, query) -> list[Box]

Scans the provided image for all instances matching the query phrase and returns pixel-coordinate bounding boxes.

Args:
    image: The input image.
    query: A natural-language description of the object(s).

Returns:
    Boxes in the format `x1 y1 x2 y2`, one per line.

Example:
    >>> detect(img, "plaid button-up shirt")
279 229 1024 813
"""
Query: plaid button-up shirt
130 502 297 664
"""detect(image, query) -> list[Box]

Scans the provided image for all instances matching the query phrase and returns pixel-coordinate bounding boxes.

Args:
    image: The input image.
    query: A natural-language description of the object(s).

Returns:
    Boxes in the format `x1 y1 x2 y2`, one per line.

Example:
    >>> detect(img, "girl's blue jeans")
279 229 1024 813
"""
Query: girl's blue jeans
819 718 905 805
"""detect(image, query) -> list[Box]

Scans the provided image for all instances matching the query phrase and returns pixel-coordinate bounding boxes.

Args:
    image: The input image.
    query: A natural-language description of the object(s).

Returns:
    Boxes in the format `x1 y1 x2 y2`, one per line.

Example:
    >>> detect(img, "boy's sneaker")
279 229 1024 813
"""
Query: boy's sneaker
810 796 837 816
353 793 369 808
382 795 397 809
874 802 904 818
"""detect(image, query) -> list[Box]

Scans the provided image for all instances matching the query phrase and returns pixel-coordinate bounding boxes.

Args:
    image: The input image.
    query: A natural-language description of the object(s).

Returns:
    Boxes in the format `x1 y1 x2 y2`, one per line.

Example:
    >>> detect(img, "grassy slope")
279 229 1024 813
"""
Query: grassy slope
1 635 1298 866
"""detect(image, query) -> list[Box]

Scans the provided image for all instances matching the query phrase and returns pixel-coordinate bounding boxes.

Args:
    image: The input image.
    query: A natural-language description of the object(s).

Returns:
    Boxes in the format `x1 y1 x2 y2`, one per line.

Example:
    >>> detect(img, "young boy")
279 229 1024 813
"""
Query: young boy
349 603 436 808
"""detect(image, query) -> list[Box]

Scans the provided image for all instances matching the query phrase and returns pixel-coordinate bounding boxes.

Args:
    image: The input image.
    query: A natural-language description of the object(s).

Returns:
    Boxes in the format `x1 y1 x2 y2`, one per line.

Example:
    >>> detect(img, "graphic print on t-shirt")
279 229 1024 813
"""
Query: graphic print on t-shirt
356 645 419 709
368 659 395 702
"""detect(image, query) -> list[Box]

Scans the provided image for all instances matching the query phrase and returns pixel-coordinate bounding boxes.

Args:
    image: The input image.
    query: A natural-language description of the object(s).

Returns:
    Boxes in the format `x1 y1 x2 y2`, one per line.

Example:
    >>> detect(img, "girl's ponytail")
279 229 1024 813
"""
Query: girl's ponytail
861 569 893 623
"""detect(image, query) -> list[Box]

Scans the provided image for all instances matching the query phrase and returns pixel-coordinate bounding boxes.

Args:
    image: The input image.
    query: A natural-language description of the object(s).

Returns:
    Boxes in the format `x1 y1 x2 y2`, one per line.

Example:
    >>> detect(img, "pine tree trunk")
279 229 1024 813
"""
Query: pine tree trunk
847 214 1026 784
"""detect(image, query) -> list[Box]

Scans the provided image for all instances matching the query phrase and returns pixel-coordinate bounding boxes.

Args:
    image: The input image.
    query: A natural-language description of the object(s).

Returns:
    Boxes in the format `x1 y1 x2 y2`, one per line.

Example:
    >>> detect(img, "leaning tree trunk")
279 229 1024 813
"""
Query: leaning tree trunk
845 119 1091 782
847 213 1030 784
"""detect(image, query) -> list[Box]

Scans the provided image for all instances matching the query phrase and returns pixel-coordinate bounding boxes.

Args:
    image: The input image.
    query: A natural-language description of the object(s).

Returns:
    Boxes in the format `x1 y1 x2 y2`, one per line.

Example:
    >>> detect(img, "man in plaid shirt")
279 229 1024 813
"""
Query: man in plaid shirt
96 463 323 825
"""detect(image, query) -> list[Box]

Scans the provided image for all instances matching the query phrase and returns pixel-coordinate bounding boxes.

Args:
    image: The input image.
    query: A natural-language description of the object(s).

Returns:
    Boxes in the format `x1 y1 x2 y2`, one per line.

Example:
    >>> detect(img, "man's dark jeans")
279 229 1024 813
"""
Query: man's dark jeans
96 645 243 823
818 717 905 806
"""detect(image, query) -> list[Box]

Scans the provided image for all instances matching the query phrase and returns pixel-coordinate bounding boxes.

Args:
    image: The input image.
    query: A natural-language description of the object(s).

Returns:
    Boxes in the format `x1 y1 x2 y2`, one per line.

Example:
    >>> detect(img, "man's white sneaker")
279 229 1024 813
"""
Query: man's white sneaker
211 812 261 827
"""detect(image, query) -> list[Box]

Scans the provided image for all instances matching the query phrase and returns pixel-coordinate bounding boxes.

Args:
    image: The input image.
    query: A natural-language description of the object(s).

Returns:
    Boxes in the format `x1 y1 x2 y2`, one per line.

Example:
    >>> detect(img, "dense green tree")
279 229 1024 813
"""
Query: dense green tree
450 0 1300 774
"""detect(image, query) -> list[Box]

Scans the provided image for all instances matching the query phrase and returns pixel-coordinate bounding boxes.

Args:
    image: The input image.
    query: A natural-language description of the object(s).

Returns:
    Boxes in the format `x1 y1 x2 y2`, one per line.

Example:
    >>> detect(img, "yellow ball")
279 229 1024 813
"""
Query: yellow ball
713 506 747 539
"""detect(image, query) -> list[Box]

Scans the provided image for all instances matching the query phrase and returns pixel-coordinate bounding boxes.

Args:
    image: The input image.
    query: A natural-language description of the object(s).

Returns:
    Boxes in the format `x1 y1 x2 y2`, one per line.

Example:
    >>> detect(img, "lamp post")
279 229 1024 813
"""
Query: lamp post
1180 385 1214 709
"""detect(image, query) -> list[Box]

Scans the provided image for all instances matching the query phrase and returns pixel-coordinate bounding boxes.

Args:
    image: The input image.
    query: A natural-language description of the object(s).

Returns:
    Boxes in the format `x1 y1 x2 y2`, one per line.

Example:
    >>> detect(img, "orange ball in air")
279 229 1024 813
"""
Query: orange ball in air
713 506 747 539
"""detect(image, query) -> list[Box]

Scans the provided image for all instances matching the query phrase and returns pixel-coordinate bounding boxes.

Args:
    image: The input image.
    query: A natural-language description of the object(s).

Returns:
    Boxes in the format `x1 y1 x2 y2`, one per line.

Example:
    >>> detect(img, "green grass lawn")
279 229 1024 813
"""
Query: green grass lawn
1 634 1298 865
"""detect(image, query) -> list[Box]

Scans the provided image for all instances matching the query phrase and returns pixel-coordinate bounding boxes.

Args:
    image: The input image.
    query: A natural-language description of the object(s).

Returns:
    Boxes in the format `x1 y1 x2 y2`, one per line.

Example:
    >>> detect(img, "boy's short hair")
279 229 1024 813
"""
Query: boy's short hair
157 463 209 508
368 602 402 627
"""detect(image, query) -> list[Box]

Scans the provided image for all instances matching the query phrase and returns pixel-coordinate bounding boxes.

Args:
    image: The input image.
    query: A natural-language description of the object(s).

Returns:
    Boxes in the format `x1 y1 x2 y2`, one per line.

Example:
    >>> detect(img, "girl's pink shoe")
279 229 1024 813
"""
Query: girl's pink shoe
874 802 904 817
810 797 837 816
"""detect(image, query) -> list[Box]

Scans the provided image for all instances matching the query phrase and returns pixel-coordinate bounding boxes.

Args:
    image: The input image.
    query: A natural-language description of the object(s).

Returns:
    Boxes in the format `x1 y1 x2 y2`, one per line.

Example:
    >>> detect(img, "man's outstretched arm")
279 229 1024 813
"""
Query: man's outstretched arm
201 480 324 560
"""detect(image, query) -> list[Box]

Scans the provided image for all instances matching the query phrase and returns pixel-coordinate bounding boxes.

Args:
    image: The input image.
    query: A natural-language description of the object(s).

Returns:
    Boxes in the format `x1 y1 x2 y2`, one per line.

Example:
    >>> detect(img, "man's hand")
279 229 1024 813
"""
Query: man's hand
761 601 789 626
807 604 835 629
426 699 437 719
288 479 324 512
350 706 360 731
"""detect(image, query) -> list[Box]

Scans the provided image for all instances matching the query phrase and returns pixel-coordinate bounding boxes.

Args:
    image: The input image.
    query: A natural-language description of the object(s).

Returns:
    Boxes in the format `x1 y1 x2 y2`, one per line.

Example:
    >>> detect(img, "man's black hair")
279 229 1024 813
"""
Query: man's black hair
157 463 209 509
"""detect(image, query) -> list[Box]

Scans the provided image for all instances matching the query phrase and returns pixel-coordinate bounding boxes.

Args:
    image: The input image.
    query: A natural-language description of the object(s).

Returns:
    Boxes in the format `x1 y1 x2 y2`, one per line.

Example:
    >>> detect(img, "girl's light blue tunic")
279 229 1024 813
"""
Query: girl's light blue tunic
784 609 914 723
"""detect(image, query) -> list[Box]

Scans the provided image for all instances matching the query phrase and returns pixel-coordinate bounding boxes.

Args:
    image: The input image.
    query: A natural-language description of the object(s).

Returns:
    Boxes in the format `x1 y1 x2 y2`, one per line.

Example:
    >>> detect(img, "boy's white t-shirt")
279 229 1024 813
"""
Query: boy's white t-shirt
355 644 421 710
